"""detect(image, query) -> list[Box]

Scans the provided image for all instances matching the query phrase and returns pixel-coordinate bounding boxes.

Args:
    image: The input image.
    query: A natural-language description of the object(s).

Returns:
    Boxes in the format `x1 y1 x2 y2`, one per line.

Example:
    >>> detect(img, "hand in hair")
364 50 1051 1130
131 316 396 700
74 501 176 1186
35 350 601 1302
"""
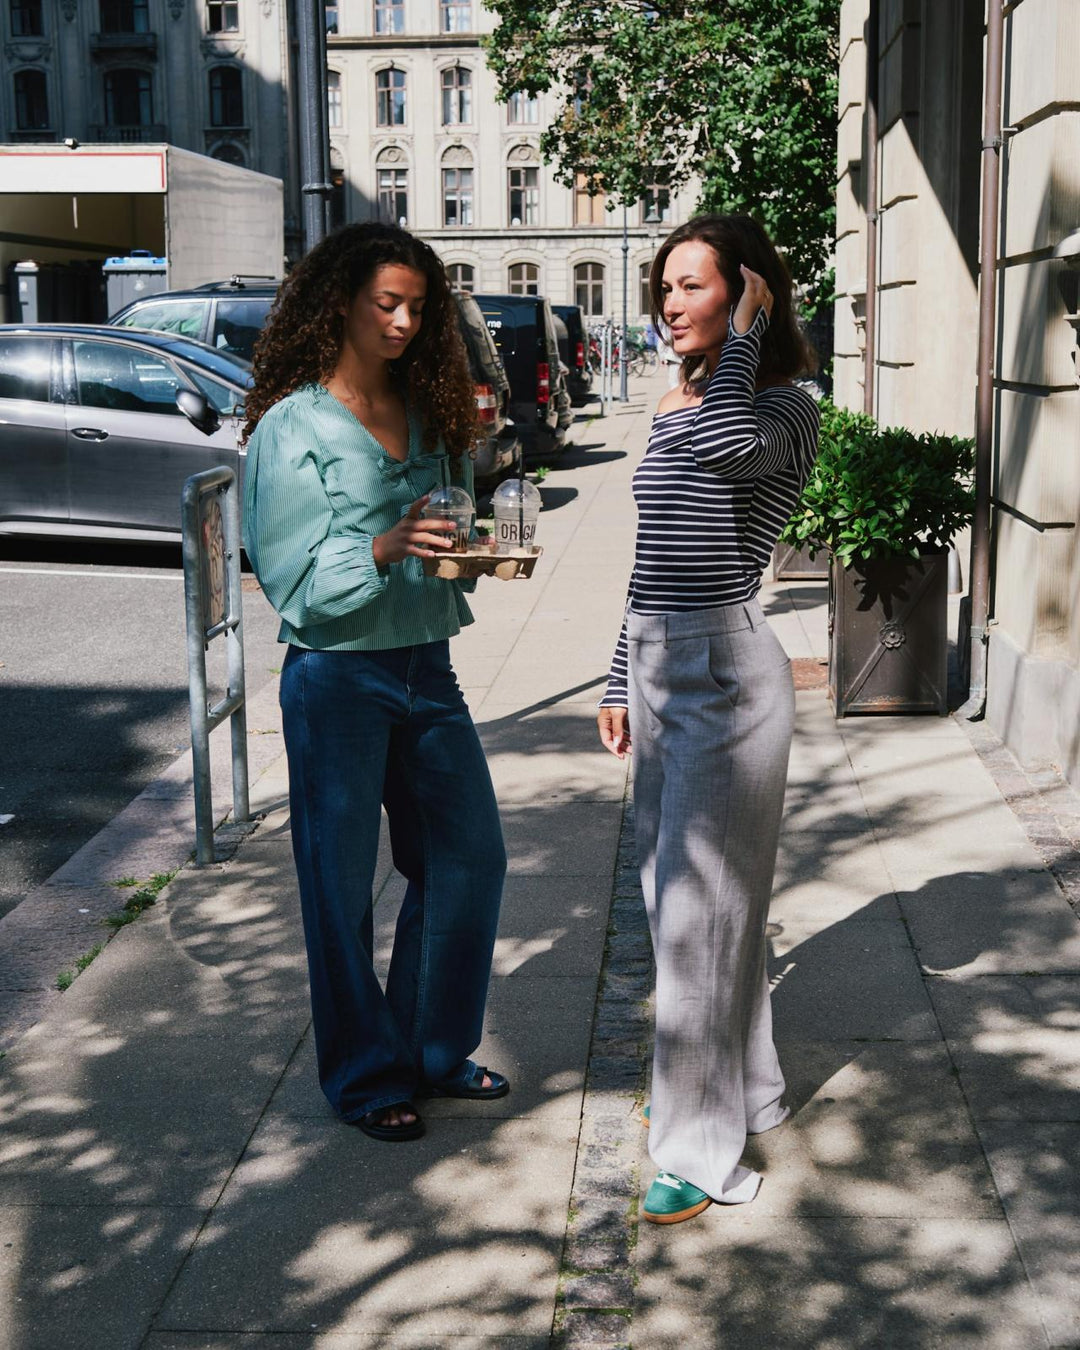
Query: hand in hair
732 265 774 337
372 495 456 567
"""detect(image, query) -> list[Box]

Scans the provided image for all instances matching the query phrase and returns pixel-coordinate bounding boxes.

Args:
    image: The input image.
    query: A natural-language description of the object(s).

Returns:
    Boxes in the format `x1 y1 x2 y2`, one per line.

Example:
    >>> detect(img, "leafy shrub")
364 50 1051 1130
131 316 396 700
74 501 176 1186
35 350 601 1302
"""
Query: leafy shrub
779 400 975 566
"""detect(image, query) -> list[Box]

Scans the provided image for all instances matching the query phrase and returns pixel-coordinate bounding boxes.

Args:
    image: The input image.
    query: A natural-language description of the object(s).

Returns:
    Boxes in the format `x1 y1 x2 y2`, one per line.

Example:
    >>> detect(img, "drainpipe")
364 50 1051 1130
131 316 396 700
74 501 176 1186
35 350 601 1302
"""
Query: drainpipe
959 0 1005 720
863 0 879 416
297 0 331 254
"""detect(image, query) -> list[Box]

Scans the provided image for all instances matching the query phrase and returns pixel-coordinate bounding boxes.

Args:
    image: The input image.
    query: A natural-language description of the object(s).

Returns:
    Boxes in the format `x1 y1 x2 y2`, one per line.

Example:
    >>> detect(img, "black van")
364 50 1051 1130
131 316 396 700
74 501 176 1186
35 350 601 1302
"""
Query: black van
472 294 565 459
552 303 594 406
454 291 520 486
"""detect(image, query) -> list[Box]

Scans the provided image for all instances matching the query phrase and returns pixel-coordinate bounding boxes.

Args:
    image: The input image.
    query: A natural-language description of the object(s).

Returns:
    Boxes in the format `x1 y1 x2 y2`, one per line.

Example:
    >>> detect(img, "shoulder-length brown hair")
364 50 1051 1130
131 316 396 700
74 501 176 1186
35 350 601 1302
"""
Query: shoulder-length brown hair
242 221 477 456
650 214 816 386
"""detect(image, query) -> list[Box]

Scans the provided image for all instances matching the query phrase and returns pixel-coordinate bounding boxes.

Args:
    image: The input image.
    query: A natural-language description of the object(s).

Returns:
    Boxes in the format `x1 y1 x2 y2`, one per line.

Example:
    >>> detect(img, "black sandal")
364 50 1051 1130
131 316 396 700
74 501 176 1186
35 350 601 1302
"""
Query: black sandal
421 1063 510 1101
352 1102 425 1142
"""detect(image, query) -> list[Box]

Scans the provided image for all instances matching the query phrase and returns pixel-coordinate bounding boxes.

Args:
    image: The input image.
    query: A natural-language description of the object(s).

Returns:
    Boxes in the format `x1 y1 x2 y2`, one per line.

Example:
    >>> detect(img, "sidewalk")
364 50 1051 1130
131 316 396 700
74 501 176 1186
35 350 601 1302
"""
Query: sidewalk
1 380 1078 1349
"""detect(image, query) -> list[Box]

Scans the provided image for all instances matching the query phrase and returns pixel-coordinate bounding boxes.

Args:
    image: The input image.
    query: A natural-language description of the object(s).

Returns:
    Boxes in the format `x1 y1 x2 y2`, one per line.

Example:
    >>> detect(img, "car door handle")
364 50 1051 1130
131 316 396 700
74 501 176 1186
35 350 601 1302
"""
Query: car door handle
72 427 109 441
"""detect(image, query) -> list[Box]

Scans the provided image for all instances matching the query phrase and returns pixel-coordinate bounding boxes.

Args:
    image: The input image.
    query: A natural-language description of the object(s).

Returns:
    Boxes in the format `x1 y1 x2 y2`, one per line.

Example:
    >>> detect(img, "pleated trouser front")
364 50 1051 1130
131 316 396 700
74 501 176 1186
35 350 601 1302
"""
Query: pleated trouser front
626 597 794 1202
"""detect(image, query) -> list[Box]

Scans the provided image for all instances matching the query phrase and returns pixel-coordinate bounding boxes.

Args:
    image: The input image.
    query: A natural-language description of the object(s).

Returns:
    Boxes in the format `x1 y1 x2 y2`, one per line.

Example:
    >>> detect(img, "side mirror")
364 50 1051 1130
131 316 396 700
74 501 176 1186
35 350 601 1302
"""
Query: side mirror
176 389 221 436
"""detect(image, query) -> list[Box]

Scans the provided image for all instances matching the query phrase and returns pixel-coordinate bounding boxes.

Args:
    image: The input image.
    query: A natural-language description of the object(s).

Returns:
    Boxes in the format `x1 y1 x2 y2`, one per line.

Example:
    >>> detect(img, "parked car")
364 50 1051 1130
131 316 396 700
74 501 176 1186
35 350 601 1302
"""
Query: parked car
552 304 595 405
110 276 279 361
452 290 520 486
0 324 251 541
472 294 565 459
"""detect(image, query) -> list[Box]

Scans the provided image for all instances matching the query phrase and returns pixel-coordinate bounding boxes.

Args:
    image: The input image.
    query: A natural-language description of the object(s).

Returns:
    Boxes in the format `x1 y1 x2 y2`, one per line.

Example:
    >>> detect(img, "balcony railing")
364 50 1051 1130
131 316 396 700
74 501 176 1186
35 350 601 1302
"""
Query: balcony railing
88 123 167 143
90 31 158 56
7 129 57 143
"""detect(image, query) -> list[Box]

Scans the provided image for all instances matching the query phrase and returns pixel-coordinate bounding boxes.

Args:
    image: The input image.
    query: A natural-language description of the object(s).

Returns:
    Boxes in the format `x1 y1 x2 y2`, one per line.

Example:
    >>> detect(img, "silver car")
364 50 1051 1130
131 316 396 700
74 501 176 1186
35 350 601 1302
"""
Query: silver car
0 325 252 541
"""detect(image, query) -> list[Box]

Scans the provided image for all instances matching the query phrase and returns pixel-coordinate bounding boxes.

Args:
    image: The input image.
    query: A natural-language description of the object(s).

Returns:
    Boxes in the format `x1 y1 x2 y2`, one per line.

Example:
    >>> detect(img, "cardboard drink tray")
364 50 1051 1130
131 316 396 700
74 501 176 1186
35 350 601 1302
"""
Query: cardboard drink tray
421 545 542 581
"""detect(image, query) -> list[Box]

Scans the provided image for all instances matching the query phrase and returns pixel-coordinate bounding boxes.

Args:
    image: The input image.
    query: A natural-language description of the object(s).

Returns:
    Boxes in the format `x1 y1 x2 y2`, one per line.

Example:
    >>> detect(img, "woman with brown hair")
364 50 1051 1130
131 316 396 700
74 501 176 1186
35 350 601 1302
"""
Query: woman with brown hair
243 222 508 1142
597 214 820 1221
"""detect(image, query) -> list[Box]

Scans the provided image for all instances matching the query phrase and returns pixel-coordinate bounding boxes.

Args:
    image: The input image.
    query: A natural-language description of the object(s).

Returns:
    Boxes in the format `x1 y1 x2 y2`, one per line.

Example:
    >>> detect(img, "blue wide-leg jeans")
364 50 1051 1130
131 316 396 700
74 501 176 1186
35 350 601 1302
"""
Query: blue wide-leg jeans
279 640 507 1123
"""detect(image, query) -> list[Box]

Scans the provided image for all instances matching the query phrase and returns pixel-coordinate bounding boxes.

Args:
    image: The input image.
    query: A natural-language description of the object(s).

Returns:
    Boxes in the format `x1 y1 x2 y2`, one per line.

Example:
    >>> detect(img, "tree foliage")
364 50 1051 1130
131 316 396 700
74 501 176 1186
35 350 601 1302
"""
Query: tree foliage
482 0 840 294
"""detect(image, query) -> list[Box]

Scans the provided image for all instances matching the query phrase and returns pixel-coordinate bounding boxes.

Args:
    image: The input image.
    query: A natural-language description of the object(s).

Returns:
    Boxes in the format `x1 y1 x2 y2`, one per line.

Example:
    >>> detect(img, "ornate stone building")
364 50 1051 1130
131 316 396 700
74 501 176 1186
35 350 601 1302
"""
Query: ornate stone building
325 0 694 317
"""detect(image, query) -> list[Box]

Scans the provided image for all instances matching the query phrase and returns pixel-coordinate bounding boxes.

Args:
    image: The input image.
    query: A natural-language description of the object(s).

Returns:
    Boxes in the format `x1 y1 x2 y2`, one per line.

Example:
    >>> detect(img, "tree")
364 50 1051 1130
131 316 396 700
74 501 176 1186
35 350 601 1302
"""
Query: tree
482 0 840 296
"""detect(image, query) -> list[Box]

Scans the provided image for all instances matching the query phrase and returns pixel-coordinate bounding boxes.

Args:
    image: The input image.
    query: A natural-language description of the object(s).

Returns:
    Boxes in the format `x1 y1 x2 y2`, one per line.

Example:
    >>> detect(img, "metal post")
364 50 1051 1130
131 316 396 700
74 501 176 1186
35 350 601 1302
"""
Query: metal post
297 0 331 253
182 466 249 865
959 0 1005 720
863 0 879 417
620 203 629 402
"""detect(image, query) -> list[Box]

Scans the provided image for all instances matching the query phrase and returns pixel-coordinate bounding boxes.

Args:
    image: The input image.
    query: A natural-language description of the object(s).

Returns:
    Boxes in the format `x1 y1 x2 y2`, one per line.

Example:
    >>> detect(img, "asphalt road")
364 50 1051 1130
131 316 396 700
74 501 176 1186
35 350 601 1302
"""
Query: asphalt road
0 536 286 920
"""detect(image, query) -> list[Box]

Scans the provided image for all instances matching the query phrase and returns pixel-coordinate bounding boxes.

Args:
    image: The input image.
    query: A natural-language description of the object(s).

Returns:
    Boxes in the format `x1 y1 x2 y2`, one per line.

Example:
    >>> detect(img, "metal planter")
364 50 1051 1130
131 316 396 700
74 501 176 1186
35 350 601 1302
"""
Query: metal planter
828 549 949 717
772 540 830 580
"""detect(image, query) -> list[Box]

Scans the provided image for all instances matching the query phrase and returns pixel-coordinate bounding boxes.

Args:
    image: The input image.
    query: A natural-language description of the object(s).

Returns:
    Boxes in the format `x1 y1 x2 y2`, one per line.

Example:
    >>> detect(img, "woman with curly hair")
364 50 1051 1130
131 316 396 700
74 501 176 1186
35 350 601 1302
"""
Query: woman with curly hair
597 214 820 1222
243 222 508 1142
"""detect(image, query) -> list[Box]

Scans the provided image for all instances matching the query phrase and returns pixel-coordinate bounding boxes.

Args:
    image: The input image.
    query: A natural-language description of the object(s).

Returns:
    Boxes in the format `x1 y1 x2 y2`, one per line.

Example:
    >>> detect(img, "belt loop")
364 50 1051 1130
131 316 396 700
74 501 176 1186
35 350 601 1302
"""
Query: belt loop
744 603 759 632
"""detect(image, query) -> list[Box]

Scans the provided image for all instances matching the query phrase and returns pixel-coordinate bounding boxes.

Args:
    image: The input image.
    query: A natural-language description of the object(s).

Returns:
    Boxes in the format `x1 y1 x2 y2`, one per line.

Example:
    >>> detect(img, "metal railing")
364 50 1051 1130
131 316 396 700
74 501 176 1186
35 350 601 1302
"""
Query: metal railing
181 466 249 864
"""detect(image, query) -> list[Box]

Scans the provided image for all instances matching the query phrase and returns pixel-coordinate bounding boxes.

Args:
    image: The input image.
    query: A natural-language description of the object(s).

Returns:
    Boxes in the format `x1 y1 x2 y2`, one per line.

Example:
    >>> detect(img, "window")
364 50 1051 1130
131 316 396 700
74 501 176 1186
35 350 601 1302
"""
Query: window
639 262 653 317
72 341 184 415
327 70 342 128
325 1 338 33
10 0 44 36
447 262 474 293
104 69 152 127
0 337 51 402
209 67 243 127
574 262 605 317
441 65 471 126
507 90 538 125
211 298 271 360
508 262 539 296
442 167 473 228
374 0 403 35
101 0 148 31
641 180 671 226
14 69 48 131
573 171 605 226
376 67 406 126
440 0 470 33
112 299 205 340
377 167 408 226
572 73 591 118
212 142 245 166
206 0 238 32
508 165 538 226
183 366 243 415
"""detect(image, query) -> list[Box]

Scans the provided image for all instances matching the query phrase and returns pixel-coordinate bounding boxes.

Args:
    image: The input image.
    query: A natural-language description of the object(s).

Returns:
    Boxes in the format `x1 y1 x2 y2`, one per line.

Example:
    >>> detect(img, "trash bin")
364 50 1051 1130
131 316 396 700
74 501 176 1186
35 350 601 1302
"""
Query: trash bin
103 250 168 314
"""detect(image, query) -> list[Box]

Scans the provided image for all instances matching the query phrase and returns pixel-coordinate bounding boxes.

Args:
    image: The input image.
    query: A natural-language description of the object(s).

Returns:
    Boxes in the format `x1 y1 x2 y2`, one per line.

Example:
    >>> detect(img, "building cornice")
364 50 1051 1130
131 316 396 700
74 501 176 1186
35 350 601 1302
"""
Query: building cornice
328 35 482 51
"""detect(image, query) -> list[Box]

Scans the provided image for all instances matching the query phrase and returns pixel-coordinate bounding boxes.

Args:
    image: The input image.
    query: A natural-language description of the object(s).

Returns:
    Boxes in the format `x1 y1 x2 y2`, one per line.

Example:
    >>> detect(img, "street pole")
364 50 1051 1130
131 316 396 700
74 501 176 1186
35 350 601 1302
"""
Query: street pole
297 0 331 253
620 202 629 402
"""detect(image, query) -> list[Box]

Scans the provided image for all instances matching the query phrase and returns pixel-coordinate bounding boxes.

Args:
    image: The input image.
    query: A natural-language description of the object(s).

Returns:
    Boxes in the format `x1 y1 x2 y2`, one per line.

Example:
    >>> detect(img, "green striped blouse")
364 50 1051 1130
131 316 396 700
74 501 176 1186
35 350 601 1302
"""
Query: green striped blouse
242 382 476 651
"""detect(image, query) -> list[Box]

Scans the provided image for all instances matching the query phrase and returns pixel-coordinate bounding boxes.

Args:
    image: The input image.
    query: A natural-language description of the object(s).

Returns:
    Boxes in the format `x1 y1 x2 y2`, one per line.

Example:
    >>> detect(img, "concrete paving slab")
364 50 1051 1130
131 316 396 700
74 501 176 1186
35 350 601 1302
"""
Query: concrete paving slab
979 1122 1080 1348
499 802 623 876
770 847 897 926
873 807 1044 887
476 704 625 806
0 1203 203 1350
146 1337 550 1349
155 1117 577 1339
926 976 1080 1121
632 1216 1046 1349
739 1042 1000 1218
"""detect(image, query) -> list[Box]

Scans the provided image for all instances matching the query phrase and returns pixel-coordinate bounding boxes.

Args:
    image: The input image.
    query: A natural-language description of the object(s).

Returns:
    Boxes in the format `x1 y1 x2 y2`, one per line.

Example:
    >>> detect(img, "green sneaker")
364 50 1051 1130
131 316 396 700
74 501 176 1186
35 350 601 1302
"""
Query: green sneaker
642 1171 712 1224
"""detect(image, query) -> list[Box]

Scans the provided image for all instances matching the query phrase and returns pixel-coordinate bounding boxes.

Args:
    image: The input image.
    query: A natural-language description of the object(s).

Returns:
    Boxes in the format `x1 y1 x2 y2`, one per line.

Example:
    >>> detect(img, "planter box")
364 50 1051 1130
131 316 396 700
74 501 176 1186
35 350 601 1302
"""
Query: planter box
772 540 830 580
829 550 948 717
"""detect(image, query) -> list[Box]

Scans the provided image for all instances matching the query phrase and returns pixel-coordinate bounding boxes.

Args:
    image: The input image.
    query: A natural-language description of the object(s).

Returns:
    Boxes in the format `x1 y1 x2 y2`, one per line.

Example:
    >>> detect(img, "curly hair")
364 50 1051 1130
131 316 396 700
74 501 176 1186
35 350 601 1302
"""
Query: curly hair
650 214 816 386
242 222 478 456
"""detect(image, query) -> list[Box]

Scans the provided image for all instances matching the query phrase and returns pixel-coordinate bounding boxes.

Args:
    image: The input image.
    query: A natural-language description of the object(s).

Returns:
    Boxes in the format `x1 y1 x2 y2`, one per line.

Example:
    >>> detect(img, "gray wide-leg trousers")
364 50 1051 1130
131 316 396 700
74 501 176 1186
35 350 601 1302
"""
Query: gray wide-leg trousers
627 598 794 1203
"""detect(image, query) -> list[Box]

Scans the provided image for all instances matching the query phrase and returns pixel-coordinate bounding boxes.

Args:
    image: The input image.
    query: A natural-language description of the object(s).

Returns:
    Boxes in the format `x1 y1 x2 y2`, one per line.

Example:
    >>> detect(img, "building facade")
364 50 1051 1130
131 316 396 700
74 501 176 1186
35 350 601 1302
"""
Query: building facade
325 0 694 318
1 0 302 252
836 0 1080 786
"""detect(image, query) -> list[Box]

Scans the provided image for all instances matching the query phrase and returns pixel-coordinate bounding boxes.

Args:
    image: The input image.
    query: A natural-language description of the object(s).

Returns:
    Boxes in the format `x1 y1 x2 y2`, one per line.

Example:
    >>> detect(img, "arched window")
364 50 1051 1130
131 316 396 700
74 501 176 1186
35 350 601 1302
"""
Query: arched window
212 142 245 167
508 262 539 296
209 67 243 127
507 145 539 227
327 70 342 128
574 262 605 317
104 69 153 128
441 65 471 126
376 147 408 227
376 67 406 127
441 147 473 227
447 262 475 293
11 0 44 36
14 69 49 131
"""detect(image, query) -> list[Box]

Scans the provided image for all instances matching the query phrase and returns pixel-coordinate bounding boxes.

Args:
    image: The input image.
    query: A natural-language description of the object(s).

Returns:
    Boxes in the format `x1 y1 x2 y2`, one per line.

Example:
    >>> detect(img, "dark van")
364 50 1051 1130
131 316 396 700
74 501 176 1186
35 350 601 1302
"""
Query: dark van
472 294 565 459
453 290 520 486
552 303 594 406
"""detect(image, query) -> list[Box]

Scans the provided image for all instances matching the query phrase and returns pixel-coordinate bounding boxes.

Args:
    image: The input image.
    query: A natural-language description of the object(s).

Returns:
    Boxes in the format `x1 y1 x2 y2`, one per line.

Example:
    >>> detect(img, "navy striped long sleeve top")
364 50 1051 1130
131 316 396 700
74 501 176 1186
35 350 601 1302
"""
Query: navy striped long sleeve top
601 306 820 708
